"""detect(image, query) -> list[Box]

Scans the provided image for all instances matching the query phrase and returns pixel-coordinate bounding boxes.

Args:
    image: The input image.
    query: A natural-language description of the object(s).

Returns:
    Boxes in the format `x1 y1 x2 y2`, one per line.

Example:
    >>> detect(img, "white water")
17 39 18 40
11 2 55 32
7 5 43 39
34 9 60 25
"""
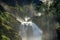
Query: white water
17 17 43 40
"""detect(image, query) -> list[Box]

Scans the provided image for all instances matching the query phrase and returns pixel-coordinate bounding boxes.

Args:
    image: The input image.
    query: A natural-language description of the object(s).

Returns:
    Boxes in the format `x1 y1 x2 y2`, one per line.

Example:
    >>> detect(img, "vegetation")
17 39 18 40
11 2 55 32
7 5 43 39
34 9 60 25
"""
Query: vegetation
0 11 21 40
52 0 60 30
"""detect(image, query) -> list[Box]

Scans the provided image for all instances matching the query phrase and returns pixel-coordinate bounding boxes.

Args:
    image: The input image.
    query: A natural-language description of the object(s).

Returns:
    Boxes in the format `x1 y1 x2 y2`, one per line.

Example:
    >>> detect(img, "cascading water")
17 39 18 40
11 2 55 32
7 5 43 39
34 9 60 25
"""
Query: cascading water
17 17 43 40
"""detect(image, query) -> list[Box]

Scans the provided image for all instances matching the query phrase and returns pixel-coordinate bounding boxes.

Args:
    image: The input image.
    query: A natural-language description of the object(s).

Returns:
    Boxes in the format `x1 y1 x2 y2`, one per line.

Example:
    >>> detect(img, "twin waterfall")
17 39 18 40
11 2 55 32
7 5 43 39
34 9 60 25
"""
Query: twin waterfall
17 17 43 40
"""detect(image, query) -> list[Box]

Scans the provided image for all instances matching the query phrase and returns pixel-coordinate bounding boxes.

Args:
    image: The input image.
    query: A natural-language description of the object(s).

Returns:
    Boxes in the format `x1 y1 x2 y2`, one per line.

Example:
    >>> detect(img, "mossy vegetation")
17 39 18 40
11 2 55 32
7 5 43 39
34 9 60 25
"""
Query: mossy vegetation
0 11 21 40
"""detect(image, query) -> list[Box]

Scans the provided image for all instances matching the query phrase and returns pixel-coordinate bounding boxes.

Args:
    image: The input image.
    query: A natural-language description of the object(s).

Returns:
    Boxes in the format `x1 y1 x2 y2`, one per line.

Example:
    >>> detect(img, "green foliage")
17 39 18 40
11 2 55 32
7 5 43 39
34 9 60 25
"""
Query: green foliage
50 0 60 29
2 35 10 40
56 26 60 30
0 11 20 40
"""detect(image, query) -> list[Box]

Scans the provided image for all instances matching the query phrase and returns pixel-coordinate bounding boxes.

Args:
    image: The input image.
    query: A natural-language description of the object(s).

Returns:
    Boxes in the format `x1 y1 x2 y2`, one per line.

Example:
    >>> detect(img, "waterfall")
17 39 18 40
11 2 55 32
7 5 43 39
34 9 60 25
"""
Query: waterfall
17 17 43 40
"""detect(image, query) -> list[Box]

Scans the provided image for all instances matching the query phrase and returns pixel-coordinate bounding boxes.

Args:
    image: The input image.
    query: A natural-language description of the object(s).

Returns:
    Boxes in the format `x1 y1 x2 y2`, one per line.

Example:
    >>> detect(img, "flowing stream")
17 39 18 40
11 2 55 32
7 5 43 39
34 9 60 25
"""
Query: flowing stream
17 17 43 40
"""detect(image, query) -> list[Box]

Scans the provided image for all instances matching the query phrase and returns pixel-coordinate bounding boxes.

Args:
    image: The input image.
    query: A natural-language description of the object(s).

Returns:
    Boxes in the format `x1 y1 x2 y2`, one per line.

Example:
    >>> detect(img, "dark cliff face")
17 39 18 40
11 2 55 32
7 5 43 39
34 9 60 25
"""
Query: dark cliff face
0 0 43 12
0 5 5 12
0 0 43 6
0 0 16 6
